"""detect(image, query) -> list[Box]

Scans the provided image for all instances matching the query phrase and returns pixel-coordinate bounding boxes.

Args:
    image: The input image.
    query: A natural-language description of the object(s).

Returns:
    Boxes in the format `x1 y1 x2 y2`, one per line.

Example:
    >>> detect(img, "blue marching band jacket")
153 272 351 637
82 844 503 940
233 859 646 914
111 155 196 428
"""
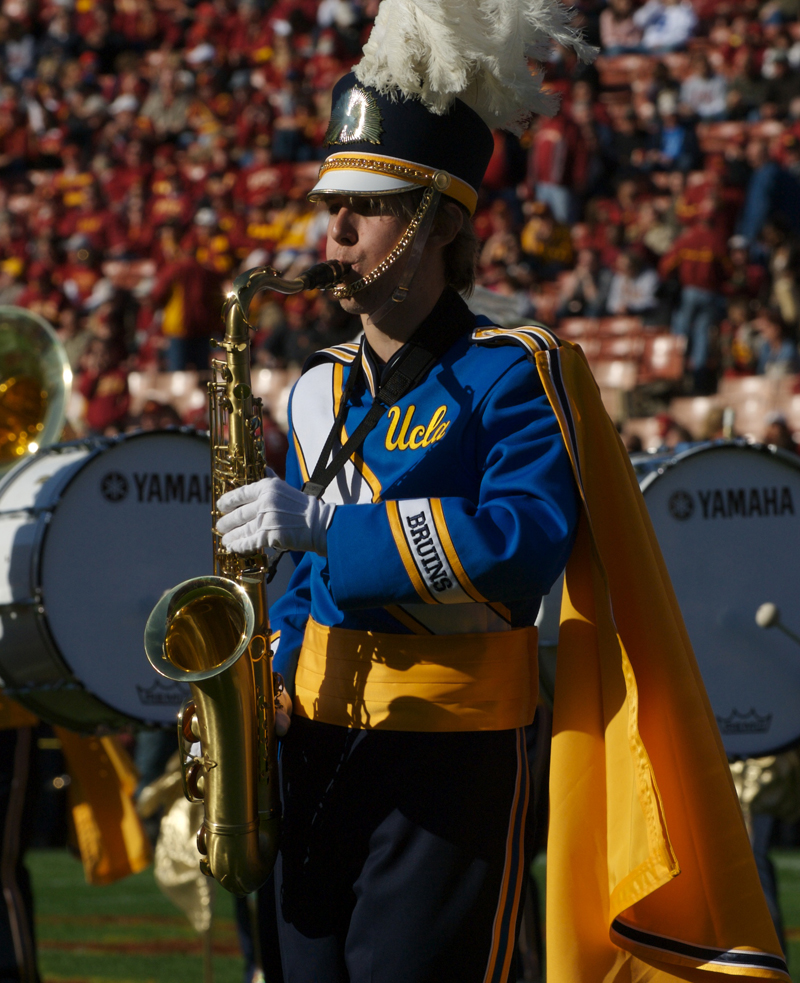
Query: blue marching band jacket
269 296 579 733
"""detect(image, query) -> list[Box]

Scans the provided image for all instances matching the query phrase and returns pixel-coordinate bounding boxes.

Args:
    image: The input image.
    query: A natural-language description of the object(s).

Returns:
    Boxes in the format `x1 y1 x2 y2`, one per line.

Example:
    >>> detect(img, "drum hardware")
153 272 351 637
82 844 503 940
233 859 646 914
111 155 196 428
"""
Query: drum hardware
756 603 800 647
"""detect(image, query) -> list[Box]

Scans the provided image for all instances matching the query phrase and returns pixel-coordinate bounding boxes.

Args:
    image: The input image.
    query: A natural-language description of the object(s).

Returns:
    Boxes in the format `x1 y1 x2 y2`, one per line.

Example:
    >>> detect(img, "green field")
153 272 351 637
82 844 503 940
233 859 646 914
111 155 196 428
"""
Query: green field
29 850 244 983
27 849 800 982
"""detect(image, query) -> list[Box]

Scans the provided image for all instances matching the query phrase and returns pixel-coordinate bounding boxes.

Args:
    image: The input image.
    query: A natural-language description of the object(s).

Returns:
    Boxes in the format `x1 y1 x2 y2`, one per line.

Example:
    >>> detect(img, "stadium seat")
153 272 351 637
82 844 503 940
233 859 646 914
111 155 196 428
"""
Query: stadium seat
590 360 639 391
597 316 644 336
128 370 209 417
640 334 686 382
557 317 599 339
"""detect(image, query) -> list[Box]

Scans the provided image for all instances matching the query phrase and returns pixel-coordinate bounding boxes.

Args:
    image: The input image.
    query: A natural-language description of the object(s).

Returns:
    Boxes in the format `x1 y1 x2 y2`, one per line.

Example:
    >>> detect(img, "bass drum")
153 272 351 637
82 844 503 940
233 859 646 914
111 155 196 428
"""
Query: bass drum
537 441 800 758
0 430 295 731
633 441 800 758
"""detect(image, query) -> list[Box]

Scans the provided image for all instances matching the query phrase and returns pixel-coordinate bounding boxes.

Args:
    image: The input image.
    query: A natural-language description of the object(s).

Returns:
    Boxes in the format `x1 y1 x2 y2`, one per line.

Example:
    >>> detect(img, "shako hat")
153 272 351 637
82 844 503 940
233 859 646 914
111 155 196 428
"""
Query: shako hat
310 0 595 215
310 73 493 216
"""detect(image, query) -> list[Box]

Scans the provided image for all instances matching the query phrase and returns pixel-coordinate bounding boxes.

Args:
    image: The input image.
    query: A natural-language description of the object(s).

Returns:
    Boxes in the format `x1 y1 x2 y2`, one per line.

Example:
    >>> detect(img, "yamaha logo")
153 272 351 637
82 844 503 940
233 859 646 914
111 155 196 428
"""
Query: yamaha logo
100 471 129 502
668 490 694 520
137 679 189 706
716 708 772 736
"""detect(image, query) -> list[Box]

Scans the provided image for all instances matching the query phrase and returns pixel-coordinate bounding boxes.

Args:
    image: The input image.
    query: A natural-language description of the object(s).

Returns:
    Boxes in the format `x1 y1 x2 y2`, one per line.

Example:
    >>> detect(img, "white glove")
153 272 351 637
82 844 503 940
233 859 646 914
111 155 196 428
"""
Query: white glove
216 474 335 556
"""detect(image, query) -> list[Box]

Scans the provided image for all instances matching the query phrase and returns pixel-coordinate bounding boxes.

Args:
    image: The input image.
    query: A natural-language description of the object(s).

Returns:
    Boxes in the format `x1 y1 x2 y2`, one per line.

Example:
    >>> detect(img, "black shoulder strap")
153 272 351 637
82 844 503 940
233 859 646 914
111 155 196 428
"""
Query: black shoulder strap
302 290 471 499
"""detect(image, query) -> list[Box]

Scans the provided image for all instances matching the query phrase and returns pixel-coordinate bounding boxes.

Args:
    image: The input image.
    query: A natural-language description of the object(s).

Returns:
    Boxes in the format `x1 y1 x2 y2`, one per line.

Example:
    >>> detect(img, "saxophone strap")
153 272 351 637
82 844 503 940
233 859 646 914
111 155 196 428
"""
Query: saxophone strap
302 288 472 500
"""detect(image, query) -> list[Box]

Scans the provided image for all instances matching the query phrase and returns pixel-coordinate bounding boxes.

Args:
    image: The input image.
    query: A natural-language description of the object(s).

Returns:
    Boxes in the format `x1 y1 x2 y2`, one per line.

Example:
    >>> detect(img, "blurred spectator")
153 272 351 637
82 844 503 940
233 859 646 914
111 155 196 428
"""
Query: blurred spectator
724 235 768 302
764 52 800 118
479 200 522 272
767 229 800 328
764 413 798 452
0 256 24 305
520 201 574 277
679 54 727 121
56 307 91 372
727 50 770 121
720 297 760 375
149 253 223 371
140 67 192 138
660 203 729 391
755 309 800 375
641 91 700 172
261 294 328 367
738 140 800 242
606 250 660 316
527 116 581 224
137 399 183 431
657 413 694 449
77 338 130 435
557 248 611 317
633 0 698 53
599 0 643 54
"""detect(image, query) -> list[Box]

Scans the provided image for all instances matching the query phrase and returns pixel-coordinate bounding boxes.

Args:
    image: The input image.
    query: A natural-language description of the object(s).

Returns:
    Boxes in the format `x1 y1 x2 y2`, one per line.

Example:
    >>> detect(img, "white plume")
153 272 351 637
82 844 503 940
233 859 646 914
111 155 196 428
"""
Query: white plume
355 0 597 134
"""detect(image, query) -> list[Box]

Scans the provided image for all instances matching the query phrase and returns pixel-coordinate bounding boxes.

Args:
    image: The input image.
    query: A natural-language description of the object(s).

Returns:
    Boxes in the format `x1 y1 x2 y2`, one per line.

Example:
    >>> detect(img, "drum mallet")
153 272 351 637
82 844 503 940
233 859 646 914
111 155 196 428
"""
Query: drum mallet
755 603 800 647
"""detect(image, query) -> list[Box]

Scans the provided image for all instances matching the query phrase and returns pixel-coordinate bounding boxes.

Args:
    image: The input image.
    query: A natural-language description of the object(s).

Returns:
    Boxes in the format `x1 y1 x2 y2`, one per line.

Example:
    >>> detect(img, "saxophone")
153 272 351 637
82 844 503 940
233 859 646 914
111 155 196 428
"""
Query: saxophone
144 260 349 897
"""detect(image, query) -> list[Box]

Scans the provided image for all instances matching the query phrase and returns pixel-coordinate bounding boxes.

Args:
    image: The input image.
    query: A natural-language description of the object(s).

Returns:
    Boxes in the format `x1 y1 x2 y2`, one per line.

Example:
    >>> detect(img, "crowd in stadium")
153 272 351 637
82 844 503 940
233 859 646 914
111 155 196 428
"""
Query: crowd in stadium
2 0 800 447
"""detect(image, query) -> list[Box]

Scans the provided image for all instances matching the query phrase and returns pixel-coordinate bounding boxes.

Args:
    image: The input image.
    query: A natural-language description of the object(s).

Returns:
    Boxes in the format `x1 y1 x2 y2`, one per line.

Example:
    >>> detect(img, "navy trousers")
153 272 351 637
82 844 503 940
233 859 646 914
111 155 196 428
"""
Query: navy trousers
275 717 528 983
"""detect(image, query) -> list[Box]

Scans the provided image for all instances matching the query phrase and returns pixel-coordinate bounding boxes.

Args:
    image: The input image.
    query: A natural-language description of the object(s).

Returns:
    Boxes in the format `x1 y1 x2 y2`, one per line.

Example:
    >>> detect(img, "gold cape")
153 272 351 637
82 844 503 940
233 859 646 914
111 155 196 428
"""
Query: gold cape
536 341 788 981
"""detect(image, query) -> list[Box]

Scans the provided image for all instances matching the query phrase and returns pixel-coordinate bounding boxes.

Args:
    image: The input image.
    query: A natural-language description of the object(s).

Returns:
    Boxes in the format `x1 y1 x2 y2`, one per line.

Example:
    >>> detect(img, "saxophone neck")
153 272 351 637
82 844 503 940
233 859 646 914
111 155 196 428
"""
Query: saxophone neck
230 261 351 328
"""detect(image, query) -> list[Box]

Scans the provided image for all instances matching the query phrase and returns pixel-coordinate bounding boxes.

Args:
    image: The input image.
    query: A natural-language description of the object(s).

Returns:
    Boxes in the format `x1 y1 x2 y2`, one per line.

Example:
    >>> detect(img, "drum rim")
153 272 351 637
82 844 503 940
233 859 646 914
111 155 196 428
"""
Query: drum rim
1 427 209 731
636 438 800 494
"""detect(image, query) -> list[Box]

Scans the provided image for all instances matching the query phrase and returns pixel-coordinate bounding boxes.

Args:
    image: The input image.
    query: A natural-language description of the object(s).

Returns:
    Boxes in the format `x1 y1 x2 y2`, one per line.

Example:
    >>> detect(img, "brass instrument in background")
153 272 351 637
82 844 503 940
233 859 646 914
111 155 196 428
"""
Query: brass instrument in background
144 260 349 897
0 306 72 475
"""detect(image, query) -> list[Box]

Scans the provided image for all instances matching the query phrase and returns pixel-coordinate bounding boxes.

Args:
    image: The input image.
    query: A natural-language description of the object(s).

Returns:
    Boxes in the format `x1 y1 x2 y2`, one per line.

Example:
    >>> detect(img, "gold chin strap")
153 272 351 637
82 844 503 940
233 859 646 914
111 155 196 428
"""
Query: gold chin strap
330 169 451 320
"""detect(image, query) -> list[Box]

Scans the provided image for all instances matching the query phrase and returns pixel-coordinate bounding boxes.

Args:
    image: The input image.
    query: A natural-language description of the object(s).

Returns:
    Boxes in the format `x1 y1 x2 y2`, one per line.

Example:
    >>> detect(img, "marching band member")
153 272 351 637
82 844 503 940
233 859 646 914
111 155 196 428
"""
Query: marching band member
217 1 789 980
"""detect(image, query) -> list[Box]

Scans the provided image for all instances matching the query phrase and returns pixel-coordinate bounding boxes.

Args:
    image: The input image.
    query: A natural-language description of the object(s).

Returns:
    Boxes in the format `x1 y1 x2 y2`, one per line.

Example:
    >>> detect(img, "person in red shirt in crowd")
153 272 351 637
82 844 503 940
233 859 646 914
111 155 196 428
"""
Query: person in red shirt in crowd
226 0 275 68
235 143 290 207
54 235 102 307
148 172 192 229
0 92 36 172
180 208 234 276
526 110 582 223
104 138 152 206
238 203 280 260
53 142 94 210
77 337 130 435
109 188 155 258
148 247 224 371
58 184 121 253
16 264 65 326
723 235 768 302
0 213 27 263
659 199 731 392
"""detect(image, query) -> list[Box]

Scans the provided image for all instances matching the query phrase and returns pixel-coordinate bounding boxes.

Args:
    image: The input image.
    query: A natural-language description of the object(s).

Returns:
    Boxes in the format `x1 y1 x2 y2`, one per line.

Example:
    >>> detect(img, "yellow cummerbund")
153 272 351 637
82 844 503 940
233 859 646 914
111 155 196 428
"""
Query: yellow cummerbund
294 617 538 732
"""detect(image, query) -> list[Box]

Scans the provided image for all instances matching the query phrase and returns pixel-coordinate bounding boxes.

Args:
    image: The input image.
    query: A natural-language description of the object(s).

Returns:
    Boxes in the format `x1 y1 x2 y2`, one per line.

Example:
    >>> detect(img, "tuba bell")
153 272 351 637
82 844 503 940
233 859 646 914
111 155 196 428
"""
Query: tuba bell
0 306 72 475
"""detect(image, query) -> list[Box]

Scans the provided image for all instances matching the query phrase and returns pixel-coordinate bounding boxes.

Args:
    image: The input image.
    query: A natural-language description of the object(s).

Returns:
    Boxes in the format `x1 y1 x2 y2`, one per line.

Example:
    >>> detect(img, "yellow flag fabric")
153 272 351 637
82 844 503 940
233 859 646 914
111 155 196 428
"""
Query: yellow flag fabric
56 729 152 886
534 342 789 981
0 691 39 730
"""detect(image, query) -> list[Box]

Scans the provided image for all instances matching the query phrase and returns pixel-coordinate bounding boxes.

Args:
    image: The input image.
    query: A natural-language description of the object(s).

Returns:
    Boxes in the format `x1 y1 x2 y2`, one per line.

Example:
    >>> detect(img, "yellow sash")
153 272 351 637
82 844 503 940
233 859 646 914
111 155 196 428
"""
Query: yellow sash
295 617 538 732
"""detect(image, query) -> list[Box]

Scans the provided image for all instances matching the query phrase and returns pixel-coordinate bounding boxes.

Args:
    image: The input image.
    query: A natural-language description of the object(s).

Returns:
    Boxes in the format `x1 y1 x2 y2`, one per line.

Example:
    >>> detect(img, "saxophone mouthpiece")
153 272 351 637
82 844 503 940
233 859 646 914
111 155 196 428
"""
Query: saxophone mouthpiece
299 261 351 290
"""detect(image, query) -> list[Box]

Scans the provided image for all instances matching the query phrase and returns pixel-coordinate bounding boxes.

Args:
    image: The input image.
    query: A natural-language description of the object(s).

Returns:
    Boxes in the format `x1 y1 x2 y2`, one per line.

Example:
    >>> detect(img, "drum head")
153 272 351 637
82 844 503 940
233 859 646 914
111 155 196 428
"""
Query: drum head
641 442 800 757
40 431 212 725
